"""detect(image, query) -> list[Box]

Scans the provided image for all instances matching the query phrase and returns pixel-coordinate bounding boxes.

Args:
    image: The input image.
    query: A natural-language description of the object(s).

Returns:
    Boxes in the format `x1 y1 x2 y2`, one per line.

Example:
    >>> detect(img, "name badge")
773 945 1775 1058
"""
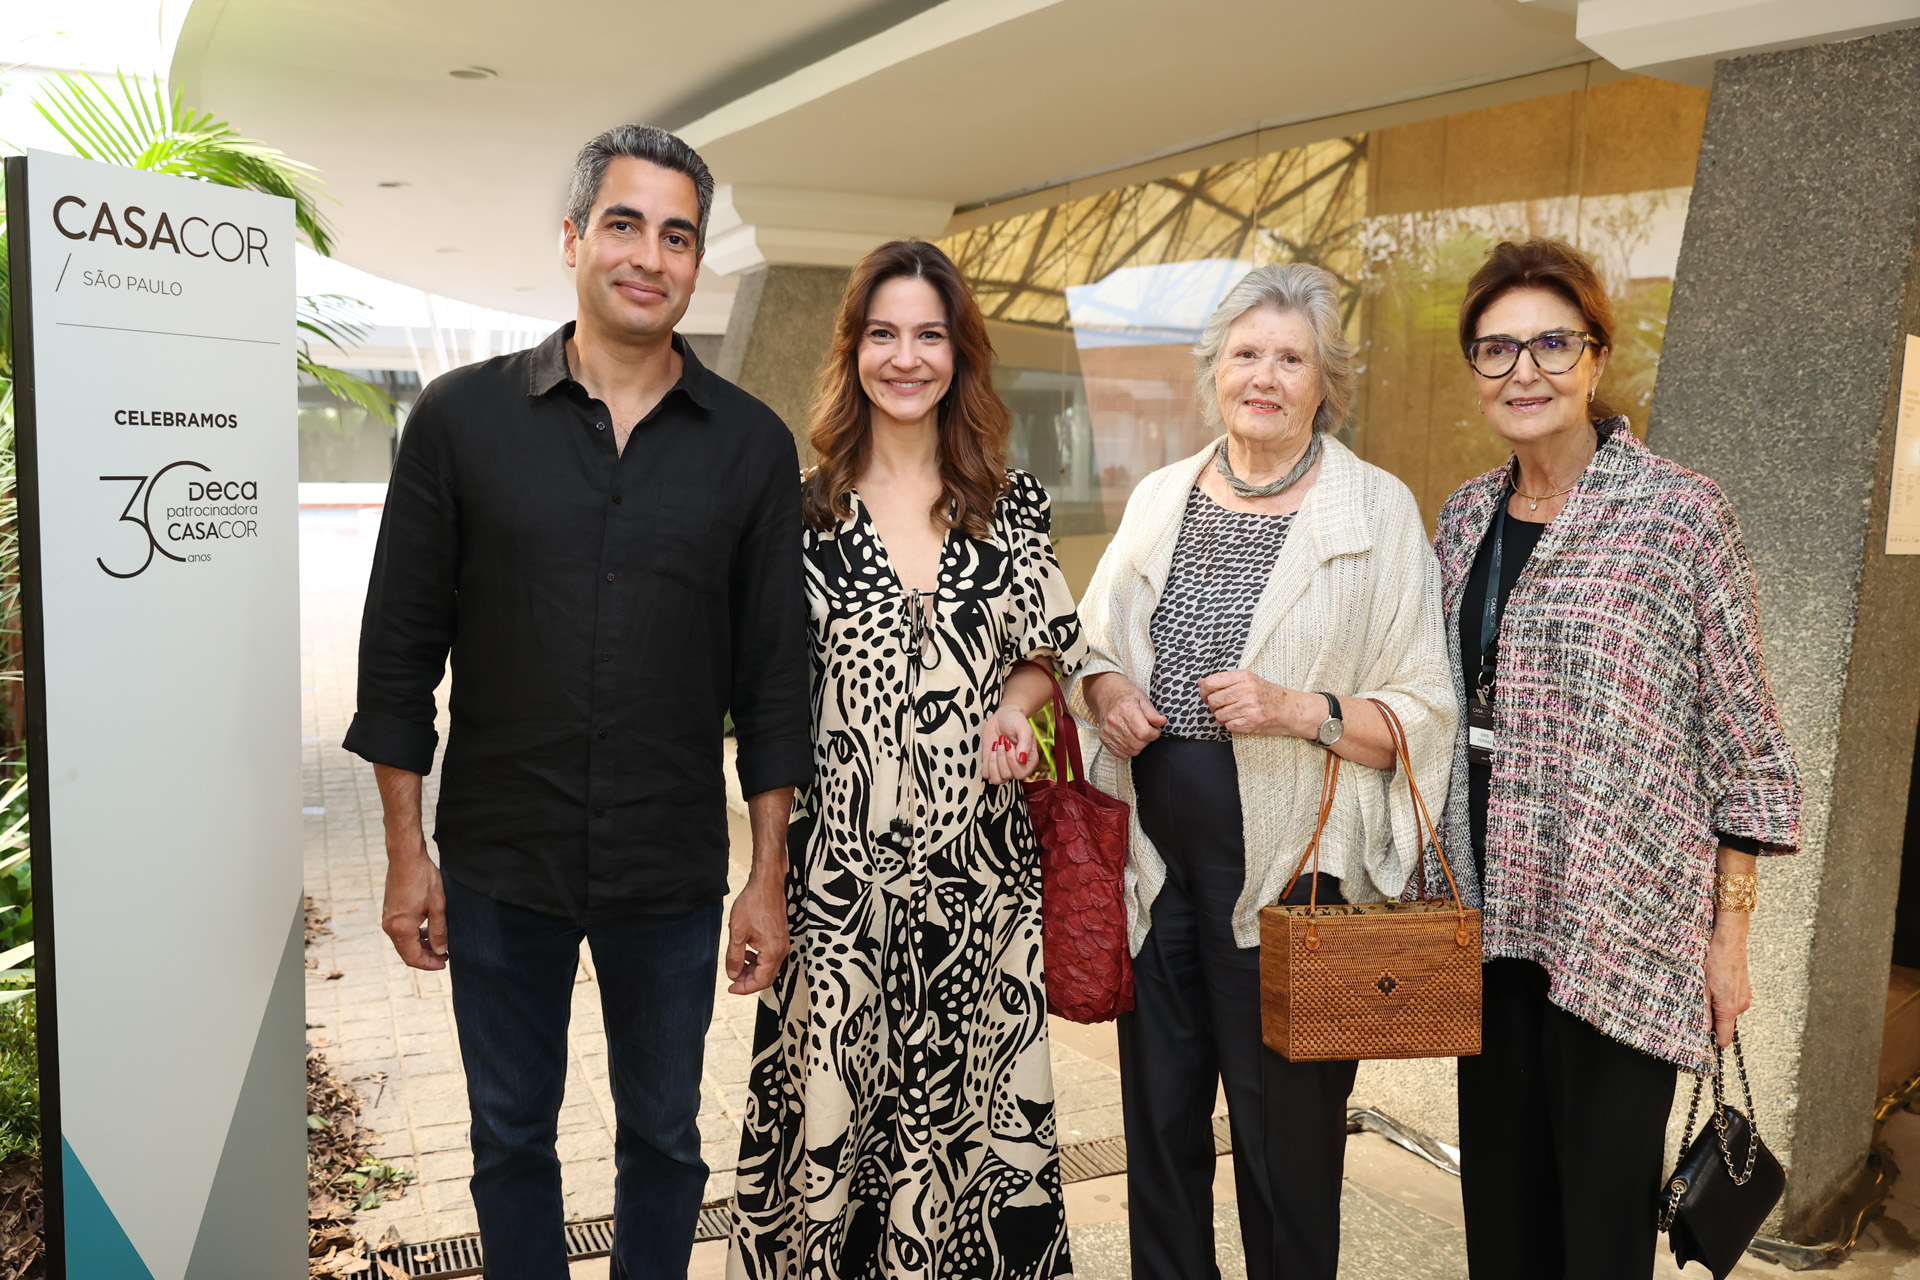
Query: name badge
1468 702 1499 764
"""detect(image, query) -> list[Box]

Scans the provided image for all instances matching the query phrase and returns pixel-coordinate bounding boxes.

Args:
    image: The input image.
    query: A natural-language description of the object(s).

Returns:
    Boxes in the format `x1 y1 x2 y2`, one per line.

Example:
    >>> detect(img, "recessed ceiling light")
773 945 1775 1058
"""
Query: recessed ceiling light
448 66 497 80
514 286 534 292
435 247 458 253
376 181 409 188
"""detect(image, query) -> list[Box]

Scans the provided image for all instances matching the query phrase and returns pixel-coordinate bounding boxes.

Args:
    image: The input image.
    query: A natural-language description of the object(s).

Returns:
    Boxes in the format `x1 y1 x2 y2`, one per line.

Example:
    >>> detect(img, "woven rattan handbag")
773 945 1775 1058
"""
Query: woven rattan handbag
1259 699 1481 1062
1024 672 1134 1024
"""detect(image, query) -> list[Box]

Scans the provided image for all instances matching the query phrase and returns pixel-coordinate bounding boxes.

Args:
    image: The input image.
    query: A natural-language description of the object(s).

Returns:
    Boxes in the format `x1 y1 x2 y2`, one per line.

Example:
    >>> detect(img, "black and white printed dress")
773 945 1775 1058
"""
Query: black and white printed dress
729 471 1086 1280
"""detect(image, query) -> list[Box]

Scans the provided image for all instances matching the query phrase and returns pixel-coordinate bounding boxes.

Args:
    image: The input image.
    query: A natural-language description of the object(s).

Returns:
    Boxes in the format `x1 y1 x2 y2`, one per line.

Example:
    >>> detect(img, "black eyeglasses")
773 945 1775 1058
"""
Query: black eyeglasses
1465 330 1594 378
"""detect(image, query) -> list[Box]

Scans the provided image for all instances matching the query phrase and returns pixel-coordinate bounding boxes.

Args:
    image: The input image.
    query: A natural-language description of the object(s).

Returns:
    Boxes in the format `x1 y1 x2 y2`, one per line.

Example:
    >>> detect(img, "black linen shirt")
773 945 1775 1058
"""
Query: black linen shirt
343 325 812 919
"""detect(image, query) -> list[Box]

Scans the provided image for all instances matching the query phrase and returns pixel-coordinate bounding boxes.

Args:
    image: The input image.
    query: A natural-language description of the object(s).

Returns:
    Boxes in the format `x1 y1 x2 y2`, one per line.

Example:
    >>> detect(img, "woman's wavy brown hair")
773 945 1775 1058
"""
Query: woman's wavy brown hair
1459 237 1618 421
801 240 1011 538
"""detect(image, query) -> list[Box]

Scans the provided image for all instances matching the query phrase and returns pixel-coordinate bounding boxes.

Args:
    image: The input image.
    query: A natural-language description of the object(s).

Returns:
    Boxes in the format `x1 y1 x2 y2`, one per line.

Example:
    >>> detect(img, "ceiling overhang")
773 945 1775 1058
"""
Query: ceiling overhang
171 0 1618 322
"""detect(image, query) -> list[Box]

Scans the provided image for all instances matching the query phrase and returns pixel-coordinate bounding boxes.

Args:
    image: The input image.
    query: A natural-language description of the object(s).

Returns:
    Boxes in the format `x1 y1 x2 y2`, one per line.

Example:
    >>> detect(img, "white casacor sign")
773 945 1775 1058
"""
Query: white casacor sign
7 149 304 1279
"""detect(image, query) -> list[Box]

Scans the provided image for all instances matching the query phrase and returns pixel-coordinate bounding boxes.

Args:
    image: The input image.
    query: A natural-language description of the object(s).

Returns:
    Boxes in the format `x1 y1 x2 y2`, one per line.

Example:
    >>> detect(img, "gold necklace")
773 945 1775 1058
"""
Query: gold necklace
1511 477 1580 512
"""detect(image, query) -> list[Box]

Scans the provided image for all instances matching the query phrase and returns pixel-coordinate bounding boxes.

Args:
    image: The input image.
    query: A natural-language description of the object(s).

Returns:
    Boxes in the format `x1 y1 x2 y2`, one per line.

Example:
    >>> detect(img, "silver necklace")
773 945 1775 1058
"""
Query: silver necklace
1214 431 1323 500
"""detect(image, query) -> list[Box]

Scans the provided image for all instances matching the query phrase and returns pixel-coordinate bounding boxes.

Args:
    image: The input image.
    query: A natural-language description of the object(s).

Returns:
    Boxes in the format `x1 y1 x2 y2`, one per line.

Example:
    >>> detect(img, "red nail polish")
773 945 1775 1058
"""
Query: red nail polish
1019 752 1028 764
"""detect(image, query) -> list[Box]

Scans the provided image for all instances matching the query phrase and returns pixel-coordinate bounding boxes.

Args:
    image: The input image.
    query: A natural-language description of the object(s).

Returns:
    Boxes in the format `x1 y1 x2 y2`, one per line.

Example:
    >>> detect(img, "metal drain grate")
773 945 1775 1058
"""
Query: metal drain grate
362 1233 485 1278
694 1204 735 1244
1054 1115 1231 1187
360 1117 1236 1273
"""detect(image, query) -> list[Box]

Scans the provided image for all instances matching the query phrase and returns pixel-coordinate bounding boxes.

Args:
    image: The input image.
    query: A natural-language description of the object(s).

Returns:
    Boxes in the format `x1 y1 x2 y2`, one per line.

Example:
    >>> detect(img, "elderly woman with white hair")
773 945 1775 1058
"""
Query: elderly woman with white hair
1070 261 1456 1279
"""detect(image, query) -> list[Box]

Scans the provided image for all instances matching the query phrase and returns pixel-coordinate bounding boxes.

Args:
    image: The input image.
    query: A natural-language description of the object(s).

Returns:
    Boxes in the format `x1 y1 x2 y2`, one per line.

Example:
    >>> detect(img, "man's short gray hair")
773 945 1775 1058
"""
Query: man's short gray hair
1193 262 1354 436
565 124 715 254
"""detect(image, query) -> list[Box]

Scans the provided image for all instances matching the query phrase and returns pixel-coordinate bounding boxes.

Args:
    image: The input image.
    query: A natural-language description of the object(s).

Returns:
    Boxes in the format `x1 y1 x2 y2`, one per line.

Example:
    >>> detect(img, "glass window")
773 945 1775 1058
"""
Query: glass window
940 76 1710 589
297 368 422 483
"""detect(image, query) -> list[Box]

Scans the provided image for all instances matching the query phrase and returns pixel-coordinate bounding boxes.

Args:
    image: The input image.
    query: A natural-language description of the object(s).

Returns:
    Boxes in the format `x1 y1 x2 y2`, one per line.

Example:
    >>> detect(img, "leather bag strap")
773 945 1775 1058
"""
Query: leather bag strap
1279 748 1341 913
1028 661 1080 784
1367 698 1470 941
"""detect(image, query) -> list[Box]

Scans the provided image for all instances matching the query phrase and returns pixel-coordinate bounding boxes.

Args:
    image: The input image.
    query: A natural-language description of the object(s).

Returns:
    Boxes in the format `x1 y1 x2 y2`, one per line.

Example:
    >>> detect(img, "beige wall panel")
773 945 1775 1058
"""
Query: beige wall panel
1581 78 1710 196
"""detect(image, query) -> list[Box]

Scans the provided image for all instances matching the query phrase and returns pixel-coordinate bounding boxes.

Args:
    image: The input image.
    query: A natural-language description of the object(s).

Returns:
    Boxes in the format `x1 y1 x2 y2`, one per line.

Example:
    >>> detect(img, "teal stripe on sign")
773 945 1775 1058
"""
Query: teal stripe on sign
62 1136 157 1280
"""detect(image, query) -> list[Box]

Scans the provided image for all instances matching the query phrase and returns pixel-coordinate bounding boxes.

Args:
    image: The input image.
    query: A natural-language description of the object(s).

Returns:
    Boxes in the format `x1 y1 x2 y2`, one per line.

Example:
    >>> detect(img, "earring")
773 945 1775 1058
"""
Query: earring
1588 385 1597 403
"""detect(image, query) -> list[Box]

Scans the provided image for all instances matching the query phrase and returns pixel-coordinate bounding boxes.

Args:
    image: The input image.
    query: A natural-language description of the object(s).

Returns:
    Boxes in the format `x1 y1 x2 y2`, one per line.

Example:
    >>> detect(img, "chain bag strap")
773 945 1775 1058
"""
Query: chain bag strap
1657 1027 1785 1280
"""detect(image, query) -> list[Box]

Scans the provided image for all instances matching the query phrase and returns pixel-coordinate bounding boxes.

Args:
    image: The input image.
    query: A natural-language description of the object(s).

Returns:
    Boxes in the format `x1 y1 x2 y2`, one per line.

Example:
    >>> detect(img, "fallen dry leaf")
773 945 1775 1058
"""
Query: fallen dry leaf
307 1049 414 1276
0 1156 44 1279
325 971 342 981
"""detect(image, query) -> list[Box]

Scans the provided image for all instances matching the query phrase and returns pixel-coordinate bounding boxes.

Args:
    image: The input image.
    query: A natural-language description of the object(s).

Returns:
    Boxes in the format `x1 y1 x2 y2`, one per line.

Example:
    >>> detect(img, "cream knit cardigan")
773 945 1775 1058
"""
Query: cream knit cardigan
1068 435 1457 953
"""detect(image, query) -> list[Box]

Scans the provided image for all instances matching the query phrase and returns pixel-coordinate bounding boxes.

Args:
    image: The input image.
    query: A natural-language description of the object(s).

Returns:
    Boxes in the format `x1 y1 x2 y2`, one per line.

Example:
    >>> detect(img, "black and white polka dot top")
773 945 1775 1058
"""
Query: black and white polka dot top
1148 486 1295 741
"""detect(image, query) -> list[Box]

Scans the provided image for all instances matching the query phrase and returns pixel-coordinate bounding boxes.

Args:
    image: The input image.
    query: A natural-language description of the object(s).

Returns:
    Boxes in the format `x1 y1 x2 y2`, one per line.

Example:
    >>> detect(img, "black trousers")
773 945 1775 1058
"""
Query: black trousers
1458 958 1679 1279
1119 737 1358 1280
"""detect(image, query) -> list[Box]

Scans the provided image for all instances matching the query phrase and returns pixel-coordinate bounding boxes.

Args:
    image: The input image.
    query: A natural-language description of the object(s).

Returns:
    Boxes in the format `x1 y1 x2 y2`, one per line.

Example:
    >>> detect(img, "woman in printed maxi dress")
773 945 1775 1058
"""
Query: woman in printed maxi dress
730 239 1085 1280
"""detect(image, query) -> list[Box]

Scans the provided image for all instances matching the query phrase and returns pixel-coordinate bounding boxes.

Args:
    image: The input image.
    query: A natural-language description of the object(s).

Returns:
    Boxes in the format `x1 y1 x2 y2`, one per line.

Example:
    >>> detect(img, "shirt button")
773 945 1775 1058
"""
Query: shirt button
594 806 606 817
612 494 623 505
597 729 608 739
595 422 608 431
606 572 615 582
600 651 612 662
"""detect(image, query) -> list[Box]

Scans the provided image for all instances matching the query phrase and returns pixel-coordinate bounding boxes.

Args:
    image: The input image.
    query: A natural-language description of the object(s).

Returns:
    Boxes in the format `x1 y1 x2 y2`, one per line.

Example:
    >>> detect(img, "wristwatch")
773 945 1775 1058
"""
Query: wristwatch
1315 692 1345 746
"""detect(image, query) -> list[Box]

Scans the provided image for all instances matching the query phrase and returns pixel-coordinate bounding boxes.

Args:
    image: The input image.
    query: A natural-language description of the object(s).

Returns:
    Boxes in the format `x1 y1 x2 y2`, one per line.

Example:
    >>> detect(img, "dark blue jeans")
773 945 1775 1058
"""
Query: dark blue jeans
443 871 720 1280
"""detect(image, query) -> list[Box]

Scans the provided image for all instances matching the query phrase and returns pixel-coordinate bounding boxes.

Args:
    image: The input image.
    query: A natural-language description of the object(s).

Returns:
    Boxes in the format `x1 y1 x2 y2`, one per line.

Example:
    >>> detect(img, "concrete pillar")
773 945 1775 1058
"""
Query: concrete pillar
706 184 953 445
1646 26 1920 1231
715 264 852 445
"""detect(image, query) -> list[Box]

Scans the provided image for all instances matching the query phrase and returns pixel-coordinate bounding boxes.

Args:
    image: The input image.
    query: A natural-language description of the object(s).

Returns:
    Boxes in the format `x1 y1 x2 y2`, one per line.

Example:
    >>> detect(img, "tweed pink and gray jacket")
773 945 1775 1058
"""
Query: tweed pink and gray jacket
1431 422 1801 1074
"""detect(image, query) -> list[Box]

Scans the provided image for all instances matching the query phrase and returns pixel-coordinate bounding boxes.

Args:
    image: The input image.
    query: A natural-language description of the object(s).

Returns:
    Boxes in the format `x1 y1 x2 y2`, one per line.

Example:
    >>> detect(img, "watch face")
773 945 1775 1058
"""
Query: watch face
1318 719 1344 746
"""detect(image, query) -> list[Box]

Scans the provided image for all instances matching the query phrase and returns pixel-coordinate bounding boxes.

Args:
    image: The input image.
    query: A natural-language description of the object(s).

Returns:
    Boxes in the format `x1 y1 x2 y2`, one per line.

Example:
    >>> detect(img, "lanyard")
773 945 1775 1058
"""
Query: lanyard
1475 484 1512 705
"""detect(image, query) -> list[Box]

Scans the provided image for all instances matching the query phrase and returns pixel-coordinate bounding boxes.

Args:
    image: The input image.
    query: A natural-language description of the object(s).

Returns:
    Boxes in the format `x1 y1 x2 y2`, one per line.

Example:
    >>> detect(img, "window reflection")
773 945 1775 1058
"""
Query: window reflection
942 75 1709 585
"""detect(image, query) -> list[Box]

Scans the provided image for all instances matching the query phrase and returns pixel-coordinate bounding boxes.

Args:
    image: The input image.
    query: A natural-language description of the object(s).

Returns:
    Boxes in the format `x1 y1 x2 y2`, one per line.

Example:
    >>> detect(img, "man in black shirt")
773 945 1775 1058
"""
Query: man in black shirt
344 124 810 1279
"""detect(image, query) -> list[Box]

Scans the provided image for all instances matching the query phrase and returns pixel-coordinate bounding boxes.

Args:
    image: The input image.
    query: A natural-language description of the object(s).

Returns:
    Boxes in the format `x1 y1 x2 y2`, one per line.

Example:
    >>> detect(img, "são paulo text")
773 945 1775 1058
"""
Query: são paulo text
81 270 182 295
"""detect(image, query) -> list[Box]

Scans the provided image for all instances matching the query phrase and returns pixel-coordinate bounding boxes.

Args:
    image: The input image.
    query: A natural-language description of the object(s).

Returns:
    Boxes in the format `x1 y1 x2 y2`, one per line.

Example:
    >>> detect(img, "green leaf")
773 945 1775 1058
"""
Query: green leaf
298 294 374 351
0 941 31 970
299 356 397 426
34 71 336 254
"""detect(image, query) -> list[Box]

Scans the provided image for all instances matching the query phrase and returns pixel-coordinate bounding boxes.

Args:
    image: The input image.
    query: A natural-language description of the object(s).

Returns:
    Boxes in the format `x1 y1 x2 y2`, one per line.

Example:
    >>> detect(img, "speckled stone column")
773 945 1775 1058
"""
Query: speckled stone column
1648 26 1920 1232
715 264 852 454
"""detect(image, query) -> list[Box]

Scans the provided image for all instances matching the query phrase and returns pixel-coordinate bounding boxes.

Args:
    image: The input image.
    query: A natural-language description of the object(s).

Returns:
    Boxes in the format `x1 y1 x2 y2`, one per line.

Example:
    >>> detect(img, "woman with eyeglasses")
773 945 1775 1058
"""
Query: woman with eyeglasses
1432 238 1802 1278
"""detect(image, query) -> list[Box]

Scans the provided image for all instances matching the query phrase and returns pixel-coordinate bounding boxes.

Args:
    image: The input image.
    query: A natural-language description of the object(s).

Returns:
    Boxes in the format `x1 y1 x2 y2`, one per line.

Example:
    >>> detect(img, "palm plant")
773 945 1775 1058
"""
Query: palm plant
298 295 398 423
2 71 394 423
35 70 335 253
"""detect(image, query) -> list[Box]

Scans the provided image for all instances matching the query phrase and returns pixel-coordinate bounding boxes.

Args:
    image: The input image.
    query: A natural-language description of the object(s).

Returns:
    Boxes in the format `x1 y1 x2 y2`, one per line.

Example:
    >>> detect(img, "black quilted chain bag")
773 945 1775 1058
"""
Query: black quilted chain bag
1659 1030 1786 1280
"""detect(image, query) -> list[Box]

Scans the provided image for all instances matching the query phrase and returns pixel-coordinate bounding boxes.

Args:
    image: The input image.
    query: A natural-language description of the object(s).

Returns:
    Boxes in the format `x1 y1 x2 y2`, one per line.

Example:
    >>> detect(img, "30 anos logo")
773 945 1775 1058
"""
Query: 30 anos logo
98 463 262 578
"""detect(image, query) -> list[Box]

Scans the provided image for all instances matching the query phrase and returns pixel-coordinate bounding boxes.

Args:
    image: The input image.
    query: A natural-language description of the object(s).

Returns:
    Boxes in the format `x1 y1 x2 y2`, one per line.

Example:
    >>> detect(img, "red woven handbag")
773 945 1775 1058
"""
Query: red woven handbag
1023 672 1134 1024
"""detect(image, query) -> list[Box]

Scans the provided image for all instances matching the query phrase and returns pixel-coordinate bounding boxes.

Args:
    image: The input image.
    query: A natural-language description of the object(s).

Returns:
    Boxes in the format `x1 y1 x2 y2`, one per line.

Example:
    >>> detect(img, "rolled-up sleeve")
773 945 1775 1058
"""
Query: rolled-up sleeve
342 391 459 776
1693 486 1801 852
339 391 455 775
728 435 813 799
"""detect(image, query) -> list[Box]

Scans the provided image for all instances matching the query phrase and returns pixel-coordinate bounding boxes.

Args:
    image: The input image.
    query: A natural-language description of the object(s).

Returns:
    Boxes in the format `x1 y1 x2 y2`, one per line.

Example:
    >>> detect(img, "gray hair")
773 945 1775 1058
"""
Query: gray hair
1193 262 1354 436
565 124 715 254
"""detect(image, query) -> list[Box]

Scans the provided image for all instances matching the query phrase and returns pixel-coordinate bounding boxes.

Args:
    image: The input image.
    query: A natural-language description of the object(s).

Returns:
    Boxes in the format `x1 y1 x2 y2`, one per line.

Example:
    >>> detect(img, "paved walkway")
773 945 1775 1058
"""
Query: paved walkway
299 505 1920 1277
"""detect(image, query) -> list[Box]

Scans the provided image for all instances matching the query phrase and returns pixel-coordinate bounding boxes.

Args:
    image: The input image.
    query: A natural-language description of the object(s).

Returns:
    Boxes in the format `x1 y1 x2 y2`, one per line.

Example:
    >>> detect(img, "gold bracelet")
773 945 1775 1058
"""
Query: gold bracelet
1714 871 1759 914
